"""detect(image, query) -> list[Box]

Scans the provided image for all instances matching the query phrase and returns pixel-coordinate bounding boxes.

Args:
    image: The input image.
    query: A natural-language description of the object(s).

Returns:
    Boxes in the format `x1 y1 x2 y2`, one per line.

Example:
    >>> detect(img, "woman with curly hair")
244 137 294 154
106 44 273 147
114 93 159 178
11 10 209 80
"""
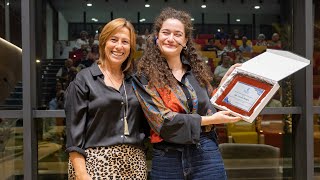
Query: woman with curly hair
133 7 242 180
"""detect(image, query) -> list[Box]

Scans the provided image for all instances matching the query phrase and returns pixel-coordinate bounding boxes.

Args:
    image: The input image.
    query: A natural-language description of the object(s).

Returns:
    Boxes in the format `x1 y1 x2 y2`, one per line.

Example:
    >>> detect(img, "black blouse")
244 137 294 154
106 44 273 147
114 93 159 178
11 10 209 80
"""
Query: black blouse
65 62 148 158
132 57 216 147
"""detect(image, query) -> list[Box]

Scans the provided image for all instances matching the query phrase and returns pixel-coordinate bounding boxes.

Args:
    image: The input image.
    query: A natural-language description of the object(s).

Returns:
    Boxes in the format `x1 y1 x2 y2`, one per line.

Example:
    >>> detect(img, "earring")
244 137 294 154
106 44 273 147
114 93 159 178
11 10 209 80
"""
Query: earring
154 36 158 45
183 46 188 51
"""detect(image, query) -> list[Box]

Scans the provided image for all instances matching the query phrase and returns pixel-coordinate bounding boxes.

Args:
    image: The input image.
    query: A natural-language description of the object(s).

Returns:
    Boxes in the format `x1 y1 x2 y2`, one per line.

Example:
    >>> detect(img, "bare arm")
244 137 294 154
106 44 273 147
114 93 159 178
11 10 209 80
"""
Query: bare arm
201 110 242 126
69 152 92 180
204 63 243 125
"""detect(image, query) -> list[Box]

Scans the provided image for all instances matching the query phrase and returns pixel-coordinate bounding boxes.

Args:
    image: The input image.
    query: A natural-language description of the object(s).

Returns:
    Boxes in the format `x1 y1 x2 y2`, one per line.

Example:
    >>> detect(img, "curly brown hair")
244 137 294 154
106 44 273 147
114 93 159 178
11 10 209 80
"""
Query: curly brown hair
137 7 212 89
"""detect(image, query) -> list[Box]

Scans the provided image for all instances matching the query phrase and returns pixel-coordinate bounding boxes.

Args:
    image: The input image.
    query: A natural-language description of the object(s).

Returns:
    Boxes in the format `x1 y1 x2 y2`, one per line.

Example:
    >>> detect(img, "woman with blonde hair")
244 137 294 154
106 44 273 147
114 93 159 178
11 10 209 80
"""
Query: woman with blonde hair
65 18 148 179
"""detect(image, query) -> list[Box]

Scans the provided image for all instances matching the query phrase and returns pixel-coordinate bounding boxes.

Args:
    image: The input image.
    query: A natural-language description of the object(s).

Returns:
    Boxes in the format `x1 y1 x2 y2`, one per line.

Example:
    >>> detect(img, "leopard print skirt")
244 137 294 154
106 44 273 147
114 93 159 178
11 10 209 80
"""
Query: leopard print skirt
68 144 147 180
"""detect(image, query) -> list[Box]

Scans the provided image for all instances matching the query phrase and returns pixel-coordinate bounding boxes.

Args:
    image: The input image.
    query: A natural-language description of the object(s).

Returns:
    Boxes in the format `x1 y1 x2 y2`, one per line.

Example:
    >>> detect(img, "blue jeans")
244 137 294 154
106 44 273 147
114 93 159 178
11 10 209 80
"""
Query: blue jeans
151 131 227 180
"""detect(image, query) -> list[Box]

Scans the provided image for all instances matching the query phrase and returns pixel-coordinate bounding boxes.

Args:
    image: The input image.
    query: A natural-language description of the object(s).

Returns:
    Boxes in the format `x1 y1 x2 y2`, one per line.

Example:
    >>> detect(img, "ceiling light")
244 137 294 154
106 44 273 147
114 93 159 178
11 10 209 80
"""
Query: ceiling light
6 2 9 6
217 29 221 32
191 18 195 21
87 3 92 6
145 4 150 7
36 59 41 63
139 18 146 22
201 4 206 8
254 5 260 9
91 18 98 22
236 19 240 22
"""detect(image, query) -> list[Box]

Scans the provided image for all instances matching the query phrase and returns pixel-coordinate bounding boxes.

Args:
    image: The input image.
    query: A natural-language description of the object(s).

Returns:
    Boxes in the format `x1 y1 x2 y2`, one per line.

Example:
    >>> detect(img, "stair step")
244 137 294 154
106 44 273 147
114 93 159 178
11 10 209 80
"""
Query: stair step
5 98 22 105
0 104 22 110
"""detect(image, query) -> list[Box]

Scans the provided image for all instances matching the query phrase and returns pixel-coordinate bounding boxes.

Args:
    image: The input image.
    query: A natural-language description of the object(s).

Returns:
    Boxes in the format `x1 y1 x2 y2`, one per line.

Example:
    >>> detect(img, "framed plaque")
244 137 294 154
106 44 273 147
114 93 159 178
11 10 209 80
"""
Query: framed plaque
215 74 273 117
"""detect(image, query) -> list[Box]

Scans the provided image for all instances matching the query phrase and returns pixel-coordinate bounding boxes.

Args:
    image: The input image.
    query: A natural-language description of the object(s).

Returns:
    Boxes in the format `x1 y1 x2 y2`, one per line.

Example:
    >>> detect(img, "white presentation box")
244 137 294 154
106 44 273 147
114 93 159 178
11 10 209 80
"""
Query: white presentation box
210 49 310 123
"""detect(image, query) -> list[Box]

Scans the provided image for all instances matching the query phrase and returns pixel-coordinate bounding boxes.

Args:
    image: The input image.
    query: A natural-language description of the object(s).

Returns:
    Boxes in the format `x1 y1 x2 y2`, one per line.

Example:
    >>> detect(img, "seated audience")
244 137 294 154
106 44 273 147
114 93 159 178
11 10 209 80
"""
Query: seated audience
77 50 92 71
87 36 99 52
266 91 282 107
231 29 241 40
239 36 252 53
74 31 89 50
136 36 146 51
56 59 74 83
86 44 99 62
215 27 228 40
256 34 268 46
140 28 150 40
65 66 78 88
223 38 236 53
234 50 249 63
49 89 65 110
203 37 222 51
214 53 232 82
268 33 282 49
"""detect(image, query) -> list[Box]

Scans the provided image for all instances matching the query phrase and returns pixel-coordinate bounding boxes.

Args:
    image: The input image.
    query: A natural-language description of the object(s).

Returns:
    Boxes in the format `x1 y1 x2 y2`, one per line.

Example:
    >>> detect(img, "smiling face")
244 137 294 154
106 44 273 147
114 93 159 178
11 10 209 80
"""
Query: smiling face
157 18 187 58
104 27 131 66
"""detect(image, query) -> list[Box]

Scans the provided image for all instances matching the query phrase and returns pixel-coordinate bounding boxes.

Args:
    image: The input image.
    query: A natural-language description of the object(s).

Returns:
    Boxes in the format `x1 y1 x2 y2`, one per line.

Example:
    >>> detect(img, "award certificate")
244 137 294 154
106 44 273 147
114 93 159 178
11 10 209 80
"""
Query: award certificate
222 82 265 112
215 74 272 117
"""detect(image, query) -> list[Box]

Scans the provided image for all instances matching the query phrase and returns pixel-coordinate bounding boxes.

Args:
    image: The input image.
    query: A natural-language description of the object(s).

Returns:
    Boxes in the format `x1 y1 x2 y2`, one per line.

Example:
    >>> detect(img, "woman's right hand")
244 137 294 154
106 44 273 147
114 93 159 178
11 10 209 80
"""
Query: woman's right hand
70 152 91 180
76 173 92 180
201 110 242 125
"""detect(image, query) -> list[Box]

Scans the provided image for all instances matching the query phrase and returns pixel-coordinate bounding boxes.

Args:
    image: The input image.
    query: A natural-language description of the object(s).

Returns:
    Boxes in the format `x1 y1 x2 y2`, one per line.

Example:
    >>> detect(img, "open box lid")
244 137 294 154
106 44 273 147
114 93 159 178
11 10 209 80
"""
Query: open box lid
238 49 310 82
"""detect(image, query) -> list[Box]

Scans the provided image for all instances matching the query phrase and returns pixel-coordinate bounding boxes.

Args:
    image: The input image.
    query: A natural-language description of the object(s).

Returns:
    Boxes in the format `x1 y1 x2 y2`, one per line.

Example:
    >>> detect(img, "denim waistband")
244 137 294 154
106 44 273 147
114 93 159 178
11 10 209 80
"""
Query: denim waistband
153 129 217 152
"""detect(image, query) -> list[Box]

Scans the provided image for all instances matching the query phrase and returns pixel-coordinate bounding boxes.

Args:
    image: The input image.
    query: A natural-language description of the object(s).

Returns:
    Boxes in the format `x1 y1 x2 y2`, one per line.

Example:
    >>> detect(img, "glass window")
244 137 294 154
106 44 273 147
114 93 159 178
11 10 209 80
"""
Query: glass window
0 118 24 179
36 0 294 179
0 0 23 178
0 0 22 110
37 117 67 179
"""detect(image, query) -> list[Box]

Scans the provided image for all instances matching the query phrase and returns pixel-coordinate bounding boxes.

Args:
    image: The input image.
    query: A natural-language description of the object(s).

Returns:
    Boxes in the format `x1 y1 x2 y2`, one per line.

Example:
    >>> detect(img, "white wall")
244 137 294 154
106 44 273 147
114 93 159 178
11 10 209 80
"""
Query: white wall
58 12 69 40
46 4 53 59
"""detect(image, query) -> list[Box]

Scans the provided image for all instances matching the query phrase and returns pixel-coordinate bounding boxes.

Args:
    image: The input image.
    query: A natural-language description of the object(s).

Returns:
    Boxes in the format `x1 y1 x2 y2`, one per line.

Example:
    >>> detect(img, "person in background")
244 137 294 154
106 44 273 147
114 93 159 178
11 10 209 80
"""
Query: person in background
234 49 248 64
268 33 282 49
65 18 148 180
86 44 100 62
214 53 232 82
231 28 241 40
136 36 146 51
215 27 228 40
202 37 222 51
266 90 282 107
65 66 78 88
223 38 236 52
74 31 89 50
56 59 74 83
133 7 242 180
76 50 92 71
256 33 268 46
239 36 252 53
49 89 65 110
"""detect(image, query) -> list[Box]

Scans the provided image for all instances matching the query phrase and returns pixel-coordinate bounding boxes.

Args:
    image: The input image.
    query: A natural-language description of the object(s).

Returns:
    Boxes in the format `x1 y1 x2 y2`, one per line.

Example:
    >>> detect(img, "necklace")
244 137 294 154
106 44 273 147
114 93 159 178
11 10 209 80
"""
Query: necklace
122 79 130 135
102 67 129 135
103 68 123 90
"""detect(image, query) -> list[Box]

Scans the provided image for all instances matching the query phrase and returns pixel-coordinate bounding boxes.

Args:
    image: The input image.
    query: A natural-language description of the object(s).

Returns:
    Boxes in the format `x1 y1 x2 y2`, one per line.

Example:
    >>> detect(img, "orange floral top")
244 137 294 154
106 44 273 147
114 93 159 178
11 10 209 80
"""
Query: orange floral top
132 58 216 145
